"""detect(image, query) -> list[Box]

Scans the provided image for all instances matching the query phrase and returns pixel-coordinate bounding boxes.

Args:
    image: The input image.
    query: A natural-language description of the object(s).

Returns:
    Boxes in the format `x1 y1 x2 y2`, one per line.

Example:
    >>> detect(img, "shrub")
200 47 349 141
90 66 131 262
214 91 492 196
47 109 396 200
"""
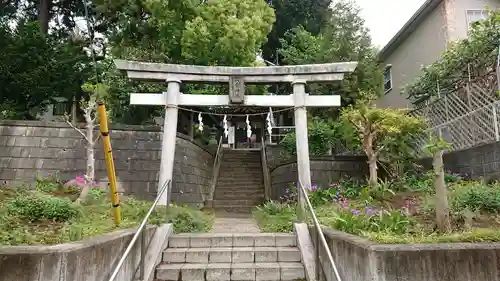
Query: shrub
35 175 63 193
253 201 296 233
452 183 500 213
7 193 81 222
166 206 213 233
306 180 366 206
280 118 336 156
82 188 107 205
323 206 414 235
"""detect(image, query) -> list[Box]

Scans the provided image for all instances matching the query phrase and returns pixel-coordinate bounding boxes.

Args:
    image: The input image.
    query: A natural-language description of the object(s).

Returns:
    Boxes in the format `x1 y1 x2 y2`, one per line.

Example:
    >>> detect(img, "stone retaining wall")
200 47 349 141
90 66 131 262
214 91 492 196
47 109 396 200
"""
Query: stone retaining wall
309 226 500 281
0 121 213 207
418 141 500 180
265 145 368 200
0 225 170 281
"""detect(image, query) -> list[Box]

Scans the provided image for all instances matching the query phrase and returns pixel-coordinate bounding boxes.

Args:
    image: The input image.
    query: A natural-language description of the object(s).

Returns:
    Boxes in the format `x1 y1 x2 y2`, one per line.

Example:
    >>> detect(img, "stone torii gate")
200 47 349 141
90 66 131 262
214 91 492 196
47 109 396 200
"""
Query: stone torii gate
114 60 357 206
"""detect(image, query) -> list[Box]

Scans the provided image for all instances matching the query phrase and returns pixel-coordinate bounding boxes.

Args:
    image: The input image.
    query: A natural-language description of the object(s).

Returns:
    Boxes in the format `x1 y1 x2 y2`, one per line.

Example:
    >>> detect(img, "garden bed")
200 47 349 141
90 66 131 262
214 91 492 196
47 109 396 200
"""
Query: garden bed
253 171 500 243
0 177 213 246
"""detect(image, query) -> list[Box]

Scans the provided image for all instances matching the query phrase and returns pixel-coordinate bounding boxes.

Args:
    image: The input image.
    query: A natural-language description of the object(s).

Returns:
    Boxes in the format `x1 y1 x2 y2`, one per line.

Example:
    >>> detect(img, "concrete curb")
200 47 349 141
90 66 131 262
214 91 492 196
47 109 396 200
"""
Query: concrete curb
294 223 317 281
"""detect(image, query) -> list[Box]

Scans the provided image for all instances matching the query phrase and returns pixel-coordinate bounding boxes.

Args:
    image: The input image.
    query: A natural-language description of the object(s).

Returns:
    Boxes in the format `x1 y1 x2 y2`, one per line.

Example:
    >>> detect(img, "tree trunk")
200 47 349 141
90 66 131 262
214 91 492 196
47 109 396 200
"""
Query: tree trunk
78 113 95 202
363 133 377 187
367 155 377 187
433 149 451 233
38 0 50 35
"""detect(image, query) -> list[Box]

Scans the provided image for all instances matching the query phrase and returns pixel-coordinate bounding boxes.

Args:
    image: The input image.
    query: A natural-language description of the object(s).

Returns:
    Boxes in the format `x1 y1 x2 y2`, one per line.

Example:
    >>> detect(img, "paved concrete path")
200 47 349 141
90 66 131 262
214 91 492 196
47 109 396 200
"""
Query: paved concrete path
211 211 261 233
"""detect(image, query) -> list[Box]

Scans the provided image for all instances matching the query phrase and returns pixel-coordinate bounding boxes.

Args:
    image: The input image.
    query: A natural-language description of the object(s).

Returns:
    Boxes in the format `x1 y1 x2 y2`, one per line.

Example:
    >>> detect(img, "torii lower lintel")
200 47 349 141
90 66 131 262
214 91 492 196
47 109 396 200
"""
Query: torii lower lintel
129 92 341 107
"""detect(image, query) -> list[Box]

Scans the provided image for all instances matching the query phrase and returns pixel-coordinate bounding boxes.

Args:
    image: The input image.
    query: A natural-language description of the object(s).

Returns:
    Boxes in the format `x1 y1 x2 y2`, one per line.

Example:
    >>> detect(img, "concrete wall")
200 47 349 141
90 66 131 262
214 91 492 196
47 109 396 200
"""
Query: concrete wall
265 145 368 200
377 1 448 108
418 141 500 179
449 0 500 40
0 121 213 207
0 226 161 281
310 226 500 281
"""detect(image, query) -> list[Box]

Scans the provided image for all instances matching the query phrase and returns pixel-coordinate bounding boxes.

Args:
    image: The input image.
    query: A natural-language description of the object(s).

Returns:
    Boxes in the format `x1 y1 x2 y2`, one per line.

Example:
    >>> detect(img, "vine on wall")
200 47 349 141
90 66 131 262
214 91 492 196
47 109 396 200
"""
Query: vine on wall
404 9 500 106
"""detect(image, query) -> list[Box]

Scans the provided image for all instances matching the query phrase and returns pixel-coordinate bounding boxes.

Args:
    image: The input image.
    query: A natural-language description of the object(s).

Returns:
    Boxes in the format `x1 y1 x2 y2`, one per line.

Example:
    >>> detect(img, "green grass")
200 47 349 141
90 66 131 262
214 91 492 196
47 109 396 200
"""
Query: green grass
252 201 297 233
252 198 500 244
0 181 213 246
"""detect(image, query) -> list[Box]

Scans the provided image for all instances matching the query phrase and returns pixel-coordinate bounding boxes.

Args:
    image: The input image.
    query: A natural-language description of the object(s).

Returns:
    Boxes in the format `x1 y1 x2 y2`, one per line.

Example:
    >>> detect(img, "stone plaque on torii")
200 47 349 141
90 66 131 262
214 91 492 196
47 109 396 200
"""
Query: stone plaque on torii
114 60 357 207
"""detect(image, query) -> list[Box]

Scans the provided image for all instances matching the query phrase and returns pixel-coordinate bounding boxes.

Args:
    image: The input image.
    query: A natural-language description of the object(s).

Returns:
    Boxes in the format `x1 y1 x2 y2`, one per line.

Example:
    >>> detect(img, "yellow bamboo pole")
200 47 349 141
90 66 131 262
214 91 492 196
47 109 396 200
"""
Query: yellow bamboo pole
97 102 121 226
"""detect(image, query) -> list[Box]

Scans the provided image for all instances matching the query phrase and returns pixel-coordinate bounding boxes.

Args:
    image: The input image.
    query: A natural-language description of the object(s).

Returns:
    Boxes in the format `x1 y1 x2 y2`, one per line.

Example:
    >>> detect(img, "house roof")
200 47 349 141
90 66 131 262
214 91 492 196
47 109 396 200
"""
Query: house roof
378 0 442 60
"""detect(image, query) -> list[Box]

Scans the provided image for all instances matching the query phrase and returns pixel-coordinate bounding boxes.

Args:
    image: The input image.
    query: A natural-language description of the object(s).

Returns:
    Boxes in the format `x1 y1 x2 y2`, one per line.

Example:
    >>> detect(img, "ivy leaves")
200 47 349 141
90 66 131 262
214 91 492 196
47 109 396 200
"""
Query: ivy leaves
405 9 500 106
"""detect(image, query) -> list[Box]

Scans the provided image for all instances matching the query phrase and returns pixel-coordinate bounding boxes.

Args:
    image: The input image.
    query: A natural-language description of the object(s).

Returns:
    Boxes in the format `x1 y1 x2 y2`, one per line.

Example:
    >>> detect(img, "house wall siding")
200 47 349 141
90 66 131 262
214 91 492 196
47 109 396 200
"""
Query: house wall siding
377 0 500 109
452 0 500 40
376 3 448 108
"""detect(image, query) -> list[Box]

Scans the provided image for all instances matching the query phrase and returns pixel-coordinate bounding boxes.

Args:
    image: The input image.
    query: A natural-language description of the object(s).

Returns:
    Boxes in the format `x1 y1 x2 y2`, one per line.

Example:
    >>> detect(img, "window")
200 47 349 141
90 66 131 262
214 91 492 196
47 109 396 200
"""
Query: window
383 66 392 93
466 10 488 31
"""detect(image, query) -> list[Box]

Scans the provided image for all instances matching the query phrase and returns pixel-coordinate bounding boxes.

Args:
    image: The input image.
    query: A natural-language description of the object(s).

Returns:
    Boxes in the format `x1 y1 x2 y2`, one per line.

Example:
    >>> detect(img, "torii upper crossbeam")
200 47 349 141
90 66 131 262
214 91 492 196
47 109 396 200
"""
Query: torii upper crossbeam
114 60 357 206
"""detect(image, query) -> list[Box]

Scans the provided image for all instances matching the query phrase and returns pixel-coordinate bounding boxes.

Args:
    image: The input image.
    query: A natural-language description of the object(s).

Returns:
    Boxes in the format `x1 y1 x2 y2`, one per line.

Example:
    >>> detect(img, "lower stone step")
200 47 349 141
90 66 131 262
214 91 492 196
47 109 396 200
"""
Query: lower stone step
168 233 297 248
156 262 305 281
212 199 264 206
163 247 301 263
214 206 256 213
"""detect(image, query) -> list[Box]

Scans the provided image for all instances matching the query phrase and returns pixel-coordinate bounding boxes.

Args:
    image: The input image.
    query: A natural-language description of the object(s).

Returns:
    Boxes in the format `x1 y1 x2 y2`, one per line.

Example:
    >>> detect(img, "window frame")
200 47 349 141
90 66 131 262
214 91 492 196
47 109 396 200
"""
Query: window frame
383 65 393 94
52 101 68 116
465 9 488 33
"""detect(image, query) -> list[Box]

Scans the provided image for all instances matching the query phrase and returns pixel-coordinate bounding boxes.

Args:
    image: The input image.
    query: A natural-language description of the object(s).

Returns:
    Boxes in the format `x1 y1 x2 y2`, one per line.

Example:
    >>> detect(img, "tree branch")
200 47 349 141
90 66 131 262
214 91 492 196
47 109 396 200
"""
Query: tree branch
65 119 91 143
93 133 101 144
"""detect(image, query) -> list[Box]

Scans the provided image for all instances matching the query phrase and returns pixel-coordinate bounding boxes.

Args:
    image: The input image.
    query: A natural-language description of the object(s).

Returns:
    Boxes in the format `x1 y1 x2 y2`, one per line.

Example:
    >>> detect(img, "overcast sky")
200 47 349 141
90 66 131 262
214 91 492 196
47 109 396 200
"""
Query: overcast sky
356 0 427 48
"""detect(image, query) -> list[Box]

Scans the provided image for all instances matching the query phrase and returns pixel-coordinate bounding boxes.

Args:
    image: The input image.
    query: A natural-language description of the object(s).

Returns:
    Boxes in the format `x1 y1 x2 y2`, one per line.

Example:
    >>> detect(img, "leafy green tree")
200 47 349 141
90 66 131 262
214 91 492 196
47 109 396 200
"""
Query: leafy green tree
280 118 338 156
262 0 331 64
182 0 275 66
100 0 275 123
278 0 383 116
0 21 90 119
340 93 427 187
405 9 500 105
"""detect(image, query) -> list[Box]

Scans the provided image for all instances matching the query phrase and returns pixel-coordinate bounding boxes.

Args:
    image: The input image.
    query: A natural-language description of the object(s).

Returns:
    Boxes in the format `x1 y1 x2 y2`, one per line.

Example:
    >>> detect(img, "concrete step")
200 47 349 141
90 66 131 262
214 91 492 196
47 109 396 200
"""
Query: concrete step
167 233 297 248
163 247 301 263
156 262 305 281
213 206 255 213
215 183 264 187
212 199 264 206
214 193 264 199
218 177 263 180
218 171 263 175
215 188 263 192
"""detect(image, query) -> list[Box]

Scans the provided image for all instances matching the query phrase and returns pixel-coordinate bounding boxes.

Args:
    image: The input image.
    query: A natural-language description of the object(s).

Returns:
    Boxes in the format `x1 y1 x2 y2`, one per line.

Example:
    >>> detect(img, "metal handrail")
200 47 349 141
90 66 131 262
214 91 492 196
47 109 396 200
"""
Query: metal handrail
208 136 223 201
108 179 171 281
260 136 271 200
297 179 342 281
213 135 223 169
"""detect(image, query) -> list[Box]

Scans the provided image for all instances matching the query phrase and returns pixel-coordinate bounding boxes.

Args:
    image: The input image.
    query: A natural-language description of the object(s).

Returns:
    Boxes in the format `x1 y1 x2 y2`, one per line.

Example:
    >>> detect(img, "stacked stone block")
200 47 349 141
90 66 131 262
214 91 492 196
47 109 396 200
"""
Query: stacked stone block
0 121 213 206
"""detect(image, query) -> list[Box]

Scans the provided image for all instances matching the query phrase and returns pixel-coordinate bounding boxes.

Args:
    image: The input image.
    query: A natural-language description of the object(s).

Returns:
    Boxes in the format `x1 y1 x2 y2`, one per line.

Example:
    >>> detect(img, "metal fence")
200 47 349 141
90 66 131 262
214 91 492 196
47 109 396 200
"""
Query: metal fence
410 68 500 152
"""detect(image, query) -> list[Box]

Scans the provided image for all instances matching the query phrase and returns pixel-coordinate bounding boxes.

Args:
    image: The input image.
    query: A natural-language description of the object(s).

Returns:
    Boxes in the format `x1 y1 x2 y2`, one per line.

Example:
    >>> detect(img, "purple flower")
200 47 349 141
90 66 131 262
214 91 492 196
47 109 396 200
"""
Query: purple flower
311 185 318 191
351 209 361 215
400 206 410 216
365 208 375 215
285 188 290 194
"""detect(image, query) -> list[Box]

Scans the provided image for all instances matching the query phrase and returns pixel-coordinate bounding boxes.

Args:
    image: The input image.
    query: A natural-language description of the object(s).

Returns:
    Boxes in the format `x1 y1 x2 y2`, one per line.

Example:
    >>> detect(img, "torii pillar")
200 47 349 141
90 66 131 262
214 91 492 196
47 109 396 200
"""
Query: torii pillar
114 60 358 211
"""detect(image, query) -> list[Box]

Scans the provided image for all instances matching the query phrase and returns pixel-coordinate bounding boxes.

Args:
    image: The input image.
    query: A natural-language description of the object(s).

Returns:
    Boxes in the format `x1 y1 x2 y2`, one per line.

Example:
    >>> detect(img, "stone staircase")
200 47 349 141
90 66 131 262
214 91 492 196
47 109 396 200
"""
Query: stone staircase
156 233 305 281
213 150 265 212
